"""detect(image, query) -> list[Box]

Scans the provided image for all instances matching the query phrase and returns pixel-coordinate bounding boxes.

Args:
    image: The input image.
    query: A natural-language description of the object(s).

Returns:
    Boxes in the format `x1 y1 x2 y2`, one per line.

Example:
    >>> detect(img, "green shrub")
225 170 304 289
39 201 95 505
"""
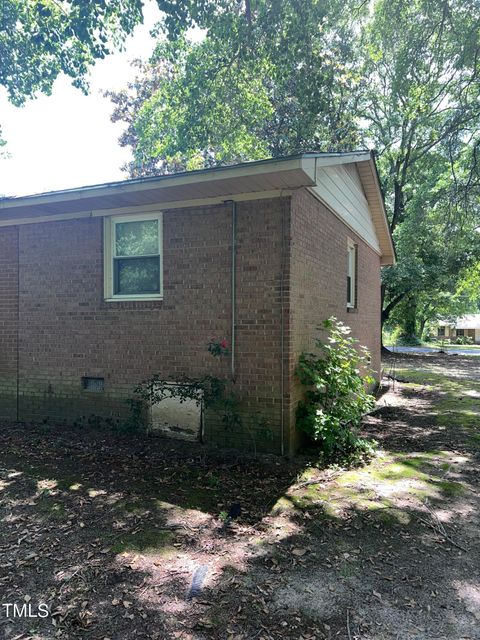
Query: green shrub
382 325 403 345
383 326 422 346
454 335 473 345
296 318 377 463
396 333 421 346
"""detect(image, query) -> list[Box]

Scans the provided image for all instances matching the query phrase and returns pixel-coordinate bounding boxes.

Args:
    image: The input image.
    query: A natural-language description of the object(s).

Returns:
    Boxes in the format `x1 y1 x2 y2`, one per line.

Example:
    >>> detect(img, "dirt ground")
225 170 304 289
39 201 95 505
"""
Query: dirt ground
0 353 479 639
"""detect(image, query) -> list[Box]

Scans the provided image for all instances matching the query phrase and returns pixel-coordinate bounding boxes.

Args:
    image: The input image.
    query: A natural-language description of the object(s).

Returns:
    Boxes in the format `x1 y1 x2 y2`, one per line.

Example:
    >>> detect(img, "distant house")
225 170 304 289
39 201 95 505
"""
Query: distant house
437 314 480 343
0 151 394 454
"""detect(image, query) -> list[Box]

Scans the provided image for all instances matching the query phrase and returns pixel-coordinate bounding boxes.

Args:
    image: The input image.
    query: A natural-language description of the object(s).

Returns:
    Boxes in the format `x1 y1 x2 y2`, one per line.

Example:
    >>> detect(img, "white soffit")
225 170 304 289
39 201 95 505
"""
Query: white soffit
0 157 316 221
0 152 394 264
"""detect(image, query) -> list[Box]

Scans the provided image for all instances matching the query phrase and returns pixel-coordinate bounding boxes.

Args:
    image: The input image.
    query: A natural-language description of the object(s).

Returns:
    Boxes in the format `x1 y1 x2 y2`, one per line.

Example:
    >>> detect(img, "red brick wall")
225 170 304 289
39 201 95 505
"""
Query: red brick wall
0 189 382 455
0 227 18 420
0 198 289 452
286 188 382 453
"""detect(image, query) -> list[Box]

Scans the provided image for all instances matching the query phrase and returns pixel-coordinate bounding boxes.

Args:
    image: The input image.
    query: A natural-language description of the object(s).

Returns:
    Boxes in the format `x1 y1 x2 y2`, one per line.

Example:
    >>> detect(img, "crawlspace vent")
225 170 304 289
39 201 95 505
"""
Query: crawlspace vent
81 377 105 392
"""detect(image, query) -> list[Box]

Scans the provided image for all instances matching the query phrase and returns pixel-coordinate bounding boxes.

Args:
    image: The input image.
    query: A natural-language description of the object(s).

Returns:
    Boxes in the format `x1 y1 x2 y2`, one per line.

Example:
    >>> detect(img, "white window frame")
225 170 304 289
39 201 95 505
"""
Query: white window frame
104 212 163 302
347 239 357 309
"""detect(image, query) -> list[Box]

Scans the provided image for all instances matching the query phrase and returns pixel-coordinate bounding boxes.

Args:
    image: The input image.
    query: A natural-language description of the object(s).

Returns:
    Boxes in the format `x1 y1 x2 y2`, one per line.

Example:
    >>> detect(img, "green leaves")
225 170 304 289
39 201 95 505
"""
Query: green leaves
361 0 480 331
296 318 376 463
0 0 144 107
107 0 363 176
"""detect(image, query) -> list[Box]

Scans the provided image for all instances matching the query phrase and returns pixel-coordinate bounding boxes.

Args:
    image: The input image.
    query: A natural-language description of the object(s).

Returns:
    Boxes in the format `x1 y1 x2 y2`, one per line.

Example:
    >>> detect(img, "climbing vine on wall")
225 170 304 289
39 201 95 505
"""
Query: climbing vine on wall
130 338 272 454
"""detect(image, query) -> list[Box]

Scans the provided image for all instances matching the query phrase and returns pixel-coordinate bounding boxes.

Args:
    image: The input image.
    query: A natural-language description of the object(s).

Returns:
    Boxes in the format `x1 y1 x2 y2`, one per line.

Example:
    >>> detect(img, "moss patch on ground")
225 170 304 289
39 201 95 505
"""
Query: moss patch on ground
35 497 68 520
109 527 174 555
286 448 465 518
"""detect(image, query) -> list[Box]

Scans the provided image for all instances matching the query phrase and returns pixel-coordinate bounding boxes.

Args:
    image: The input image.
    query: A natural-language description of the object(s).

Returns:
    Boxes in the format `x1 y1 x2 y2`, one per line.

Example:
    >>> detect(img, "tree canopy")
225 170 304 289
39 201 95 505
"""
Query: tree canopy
0 0 146 106
107 0 363 175
0 0 150 151
106 0 480 335
2 0 480 336
361 0 480 335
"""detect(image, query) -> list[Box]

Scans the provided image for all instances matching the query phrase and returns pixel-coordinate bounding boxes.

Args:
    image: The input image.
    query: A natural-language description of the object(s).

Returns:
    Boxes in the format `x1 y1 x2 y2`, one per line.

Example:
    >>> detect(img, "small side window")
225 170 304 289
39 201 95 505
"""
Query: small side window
347 240 357 309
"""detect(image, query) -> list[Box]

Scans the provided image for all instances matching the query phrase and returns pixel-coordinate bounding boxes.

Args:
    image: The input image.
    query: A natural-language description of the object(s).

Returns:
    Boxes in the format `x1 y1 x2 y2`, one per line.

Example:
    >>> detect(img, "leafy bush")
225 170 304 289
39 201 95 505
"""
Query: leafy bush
396 333 422 346
382 325 403 345
454 335 473 345
296 318 377 463
383 326 422 346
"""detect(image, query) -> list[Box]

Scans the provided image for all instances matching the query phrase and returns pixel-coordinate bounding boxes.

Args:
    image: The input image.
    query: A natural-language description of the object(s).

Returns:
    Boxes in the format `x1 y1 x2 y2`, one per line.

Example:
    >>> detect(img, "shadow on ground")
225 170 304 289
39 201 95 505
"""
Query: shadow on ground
0 353 479 638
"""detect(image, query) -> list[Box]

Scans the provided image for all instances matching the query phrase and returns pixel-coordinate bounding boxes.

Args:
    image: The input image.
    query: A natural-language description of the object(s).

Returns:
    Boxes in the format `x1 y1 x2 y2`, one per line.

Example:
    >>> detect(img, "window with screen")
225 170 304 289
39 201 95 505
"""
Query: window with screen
104 213 163 300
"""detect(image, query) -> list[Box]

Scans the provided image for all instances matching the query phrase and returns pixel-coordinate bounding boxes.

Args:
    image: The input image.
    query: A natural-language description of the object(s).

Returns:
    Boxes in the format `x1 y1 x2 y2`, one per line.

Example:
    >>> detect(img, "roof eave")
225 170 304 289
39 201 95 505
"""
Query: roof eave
0 155 317 222
0 151 397 267
355 153 395 265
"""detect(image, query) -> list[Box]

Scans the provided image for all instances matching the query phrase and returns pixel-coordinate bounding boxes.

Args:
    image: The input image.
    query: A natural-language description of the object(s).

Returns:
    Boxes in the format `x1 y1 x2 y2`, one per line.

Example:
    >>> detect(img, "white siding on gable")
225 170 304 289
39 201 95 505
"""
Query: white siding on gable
309 163 381 253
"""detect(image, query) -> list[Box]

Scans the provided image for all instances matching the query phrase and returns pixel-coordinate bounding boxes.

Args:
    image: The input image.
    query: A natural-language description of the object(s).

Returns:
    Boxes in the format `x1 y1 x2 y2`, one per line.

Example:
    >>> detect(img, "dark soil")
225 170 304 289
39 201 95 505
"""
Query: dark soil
0 353 479 639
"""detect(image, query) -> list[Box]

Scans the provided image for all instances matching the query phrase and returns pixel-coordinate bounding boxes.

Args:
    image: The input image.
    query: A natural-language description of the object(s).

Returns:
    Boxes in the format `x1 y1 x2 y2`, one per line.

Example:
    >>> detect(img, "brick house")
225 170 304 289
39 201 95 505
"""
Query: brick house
0 152 394 454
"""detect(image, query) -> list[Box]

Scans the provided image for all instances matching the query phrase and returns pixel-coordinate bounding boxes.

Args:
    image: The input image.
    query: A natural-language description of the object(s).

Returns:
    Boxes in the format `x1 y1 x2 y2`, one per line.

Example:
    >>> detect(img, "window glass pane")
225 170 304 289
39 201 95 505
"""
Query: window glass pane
348 247 354 272
347 244 356 306
114 257 160 295
115 219 158 257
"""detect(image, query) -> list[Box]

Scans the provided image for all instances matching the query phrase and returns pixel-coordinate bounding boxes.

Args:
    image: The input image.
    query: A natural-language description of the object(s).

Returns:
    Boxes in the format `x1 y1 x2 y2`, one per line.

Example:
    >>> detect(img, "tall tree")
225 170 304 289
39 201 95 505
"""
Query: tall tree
107 0 364 175
107 0 480 332
360 0 480 328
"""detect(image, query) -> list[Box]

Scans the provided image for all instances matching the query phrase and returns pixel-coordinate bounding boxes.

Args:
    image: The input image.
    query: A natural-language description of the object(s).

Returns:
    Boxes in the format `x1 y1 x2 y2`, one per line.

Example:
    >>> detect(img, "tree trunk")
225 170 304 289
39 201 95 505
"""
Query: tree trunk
403 297 417 339
381 289 407 326
418 316 427 340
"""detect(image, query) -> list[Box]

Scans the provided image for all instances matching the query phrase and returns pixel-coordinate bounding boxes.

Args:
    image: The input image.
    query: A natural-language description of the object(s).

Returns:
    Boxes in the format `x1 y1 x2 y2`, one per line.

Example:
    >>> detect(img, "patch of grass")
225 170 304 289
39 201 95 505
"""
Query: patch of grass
395 365 480 436
379 507 411 525
400 457 427 469
284 448 464 524
433 480 465 497
35 498 67 520
110 526 174 555
289 495 316 511
373 462 430 482
396 368 480 394
271 496 300 515
436 395 480 431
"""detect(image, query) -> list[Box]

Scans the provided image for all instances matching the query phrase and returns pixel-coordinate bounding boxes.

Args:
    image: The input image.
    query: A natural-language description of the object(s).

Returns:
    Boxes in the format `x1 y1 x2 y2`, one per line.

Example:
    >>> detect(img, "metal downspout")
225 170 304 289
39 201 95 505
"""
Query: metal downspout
16 226 20 422
280 194 287 457
226 200 237 380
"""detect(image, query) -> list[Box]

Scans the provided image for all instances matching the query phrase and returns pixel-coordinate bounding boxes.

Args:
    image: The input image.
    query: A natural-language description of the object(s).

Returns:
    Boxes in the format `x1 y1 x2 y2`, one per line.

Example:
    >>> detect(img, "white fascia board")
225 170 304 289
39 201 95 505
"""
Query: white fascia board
0 157 312 213
364 158 395 263
0 189 292 227
312 152 371 167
